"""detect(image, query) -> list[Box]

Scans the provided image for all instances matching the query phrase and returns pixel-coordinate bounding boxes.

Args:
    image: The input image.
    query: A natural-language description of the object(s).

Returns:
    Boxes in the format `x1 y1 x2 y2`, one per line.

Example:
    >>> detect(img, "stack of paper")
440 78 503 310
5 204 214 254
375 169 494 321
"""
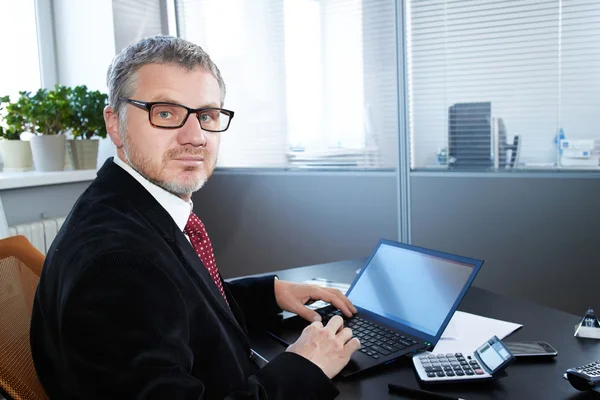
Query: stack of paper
433 311 522 354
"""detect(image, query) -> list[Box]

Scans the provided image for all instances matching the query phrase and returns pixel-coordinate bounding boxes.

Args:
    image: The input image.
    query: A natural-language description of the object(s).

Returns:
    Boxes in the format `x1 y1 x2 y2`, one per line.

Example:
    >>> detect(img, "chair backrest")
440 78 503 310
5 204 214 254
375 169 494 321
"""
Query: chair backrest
0 235 48 400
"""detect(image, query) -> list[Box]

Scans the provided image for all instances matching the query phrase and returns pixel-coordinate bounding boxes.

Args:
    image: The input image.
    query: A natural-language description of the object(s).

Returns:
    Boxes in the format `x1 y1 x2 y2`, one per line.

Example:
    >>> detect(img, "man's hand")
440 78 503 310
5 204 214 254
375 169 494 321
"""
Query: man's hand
286 316 360 379
274 279 357 322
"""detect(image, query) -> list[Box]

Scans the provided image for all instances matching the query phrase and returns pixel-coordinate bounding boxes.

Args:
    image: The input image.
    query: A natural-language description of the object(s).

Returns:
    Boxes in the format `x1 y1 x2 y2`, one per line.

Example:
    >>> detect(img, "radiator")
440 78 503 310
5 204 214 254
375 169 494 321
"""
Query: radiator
9 217 67 255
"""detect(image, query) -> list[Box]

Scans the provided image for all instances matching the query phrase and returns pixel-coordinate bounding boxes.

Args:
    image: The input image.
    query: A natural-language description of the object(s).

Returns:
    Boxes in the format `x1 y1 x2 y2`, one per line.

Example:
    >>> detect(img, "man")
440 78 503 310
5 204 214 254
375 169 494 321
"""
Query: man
30 35 360 399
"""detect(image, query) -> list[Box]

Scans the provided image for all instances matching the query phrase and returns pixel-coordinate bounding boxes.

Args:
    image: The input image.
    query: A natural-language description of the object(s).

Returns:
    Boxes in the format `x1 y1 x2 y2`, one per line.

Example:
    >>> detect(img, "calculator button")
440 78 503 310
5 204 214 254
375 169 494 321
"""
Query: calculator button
453 365 462 371
456 370 465 376
465 370 474 375
475 369 484 375
419 356 428 360
436 371 445 377
427 372 436 378
446 371 455 377
444 366 453 371
455 353 463 357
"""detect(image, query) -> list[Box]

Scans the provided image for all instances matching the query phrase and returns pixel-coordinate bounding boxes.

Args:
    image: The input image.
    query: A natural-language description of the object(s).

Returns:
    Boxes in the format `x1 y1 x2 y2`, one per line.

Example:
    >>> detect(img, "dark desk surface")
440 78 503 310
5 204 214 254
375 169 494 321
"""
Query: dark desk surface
248 259 600 399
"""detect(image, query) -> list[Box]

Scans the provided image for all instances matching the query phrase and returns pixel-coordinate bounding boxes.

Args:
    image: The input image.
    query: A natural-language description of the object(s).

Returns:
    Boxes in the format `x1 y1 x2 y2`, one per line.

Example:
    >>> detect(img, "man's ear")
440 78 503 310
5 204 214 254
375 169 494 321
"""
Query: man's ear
104 105 123 148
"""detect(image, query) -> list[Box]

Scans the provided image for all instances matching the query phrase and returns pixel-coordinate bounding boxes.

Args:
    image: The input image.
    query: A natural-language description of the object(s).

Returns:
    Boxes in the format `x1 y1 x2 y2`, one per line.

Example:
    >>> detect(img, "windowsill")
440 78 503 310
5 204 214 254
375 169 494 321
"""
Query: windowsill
0 169 97 190
411 168 600 178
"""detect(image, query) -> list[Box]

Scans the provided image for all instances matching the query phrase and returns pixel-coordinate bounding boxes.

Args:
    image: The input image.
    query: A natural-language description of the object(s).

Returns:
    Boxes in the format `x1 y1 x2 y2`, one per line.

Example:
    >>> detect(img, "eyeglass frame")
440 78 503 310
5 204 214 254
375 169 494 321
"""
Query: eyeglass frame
118 97 235 132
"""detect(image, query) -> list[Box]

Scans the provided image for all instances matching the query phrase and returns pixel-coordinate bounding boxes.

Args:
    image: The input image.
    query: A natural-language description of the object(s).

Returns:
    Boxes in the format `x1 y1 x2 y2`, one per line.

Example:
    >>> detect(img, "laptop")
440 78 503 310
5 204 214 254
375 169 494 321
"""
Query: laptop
264 239 484 377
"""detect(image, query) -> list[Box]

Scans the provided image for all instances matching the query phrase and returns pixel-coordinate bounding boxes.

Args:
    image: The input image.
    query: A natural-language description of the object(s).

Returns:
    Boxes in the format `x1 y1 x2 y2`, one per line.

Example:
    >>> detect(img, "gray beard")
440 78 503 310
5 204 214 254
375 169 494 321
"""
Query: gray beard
122 141 208 196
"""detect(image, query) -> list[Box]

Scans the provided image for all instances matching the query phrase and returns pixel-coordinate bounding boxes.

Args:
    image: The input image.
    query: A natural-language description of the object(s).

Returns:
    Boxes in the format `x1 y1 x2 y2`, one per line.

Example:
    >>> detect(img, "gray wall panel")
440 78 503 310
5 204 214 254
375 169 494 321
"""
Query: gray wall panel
192 170 399 279
193 171 599 315
410 174 600 315
3 170 597 316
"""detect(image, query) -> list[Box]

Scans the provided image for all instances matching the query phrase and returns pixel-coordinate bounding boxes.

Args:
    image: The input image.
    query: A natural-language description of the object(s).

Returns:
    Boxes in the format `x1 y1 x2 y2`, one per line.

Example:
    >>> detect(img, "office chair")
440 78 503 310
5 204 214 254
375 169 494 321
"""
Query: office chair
0 235 48 400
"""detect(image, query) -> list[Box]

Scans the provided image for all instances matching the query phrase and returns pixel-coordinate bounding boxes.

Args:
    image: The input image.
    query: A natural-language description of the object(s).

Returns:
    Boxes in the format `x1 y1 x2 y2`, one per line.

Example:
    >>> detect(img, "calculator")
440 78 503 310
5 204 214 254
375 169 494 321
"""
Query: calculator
413 335 515 384
565 361 600 391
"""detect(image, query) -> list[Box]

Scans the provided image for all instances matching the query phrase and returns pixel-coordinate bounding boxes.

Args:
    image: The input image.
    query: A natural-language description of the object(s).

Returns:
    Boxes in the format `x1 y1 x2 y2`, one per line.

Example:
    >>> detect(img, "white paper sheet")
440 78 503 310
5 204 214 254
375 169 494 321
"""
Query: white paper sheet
433 311 523 354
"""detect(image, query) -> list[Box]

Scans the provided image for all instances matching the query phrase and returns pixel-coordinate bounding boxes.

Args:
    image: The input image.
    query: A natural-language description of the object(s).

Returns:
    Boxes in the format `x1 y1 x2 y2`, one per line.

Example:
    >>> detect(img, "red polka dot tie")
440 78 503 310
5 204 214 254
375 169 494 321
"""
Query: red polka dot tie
184 212 228 304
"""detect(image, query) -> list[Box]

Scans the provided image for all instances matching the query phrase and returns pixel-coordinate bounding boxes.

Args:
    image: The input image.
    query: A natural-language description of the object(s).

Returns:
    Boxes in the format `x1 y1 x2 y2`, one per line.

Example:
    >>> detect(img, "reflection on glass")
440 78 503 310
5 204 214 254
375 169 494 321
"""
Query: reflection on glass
348 244 474 336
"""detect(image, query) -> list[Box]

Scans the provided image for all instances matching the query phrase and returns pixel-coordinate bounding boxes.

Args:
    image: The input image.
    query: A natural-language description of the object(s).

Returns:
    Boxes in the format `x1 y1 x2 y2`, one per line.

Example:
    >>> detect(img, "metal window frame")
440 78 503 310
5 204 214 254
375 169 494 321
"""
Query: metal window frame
395 0 412 244
34 0 59 88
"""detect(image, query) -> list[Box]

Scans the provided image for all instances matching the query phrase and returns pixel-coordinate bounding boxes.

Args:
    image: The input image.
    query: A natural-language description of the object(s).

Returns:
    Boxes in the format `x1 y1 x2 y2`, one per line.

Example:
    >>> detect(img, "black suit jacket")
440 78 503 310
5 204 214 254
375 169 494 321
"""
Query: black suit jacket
30 158 338 400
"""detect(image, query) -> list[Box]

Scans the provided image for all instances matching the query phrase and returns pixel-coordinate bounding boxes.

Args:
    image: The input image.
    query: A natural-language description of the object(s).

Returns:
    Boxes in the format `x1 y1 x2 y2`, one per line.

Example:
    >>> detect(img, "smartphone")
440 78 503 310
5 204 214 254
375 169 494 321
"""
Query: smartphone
504 341 557 358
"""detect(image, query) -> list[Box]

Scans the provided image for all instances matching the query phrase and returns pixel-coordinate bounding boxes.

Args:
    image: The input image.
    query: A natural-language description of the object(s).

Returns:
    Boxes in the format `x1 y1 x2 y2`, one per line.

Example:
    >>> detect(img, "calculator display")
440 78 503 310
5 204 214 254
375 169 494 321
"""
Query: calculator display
475 336 513 373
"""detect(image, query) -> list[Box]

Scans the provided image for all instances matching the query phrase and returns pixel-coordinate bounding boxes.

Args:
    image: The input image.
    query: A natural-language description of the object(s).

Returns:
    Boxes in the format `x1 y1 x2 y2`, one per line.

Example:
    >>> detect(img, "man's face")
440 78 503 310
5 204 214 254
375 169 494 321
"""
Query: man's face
106 64 223 199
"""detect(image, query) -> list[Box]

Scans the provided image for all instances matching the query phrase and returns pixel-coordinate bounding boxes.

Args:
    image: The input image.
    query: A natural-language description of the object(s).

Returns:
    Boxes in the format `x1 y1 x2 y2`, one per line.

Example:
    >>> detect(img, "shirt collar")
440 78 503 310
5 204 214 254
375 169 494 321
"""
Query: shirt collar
113 155 192 232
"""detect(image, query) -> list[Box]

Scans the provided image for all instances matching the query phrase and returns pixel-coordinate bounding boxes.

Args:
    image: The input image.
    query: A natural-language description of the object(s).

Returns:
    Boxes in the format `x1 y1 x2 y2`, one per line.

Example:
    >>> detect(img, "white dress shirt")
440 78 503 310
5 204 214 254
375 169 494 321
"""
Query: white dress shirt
113 156 192 239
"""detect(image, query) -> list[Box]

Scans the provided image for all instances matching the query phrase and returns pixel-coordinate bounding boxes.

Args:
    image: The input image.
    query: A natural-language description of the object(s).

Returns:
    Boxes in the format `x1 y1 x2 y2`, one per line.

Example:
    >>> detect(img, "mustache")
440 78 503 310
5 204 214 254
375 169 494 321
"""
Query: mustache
164 148 210 161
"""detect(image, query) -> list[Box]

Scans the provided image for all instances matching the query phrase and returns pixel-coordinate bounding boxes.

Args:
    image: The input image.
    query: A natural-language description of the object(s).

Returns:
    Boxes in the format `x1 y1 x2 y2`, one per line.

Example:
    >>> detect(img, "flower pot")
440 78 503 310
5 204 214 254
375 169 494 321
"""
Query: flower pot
68 139 99 170
30 135 66 172
0 139 33 172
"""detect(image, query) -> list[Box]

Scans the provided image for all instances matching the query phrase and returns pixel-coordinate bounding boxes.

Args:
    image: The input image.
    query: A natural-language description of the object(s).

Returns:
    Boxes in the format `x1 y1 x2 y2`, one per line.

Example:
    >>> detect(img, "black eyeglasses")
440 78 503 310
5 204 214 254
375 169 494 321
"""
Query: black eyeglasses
119 98 234 132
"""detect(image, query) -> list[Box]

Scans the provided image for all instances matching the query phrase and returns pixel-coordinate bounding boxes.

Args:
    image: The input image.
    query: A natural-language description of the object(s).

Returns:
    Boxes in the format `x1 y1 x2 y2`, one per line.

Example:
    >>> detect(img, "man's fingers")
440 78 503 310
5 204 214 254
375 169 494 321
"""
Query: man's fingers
325 315 344 333
304 320 323 332
318 288 354 317
295 306 322 322
324 287 357 314
336 327 353 344
345 337 361 356
324 288 357 316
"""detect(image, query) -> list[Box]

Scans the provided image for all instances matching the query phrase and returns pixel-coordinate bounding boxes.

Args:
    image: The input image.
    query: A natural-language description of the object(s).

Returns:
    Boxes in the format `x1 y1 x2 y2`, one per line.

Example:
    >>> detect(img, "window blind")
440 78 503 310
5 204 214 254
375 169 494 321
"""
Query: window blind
112 0 166 53
408 0 600 171
175 0 399 169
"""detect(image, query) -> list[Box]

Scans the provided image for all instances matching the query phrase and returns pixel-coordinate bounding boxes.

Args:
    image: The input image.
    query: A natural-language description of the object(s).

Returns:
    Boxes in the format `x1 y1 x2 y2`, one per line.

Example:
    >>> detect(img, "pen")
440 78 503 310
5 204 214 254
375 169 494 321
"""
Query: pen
388 383 465 400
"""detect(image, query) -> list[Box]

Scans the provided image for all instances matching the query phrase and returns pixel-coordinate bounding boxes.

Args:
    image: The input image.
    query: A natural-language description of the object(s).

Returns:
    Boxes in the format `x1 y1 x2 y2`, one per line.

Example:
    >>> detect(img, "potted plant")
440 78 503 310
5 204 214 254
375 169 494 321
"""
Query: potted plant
67 85 108 170
25 85 73 171
0 95 33 171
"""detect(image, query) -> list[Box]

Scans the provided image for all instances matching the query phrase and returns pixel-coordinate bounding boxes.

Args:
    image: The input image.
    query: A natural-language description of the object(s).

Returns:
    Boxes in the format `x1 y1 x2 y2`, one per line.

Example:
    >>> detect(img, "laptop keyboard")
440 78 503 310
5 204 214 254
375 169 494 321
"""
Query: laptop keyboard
317 308 419 360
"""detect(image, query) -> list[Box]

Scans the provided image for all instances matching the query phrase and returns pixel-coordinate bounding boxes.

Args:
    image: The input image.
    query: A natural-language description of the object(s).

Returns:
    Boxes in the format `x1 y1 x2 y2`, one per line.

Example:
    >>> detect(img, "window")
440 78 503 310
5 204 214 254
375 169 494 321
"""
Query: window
113 0 165 53
0 0 42 100
407 0 600 171
175 0 399 169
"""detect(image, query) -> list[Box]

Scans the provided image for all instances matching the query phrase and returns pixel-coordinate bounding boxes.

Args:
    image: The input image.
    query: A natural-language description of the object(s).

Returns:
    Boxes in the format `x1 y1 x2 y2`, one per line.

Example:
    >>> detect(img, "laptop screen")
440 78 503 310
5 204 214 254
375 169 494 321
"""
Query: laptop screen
347 240 481 340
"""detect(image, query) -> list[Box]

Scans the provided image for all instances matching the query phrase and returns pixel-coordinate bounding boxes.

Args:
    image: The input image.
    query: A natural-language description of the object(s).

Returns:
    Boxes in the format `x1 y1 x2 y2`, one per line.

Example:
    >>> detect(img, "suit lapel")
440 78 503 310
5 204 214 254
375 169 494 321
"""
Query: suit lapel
96 159 249 341
170 232 248 339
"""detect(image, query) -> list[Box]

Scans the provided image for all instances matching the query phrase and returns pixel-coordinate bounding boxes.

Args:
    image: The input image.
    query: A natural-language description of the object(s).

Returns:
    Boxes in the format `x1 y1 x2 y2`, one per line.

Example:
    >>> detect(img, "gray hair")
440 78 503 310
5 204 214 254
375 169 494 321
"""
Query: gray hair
106 35 226 125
